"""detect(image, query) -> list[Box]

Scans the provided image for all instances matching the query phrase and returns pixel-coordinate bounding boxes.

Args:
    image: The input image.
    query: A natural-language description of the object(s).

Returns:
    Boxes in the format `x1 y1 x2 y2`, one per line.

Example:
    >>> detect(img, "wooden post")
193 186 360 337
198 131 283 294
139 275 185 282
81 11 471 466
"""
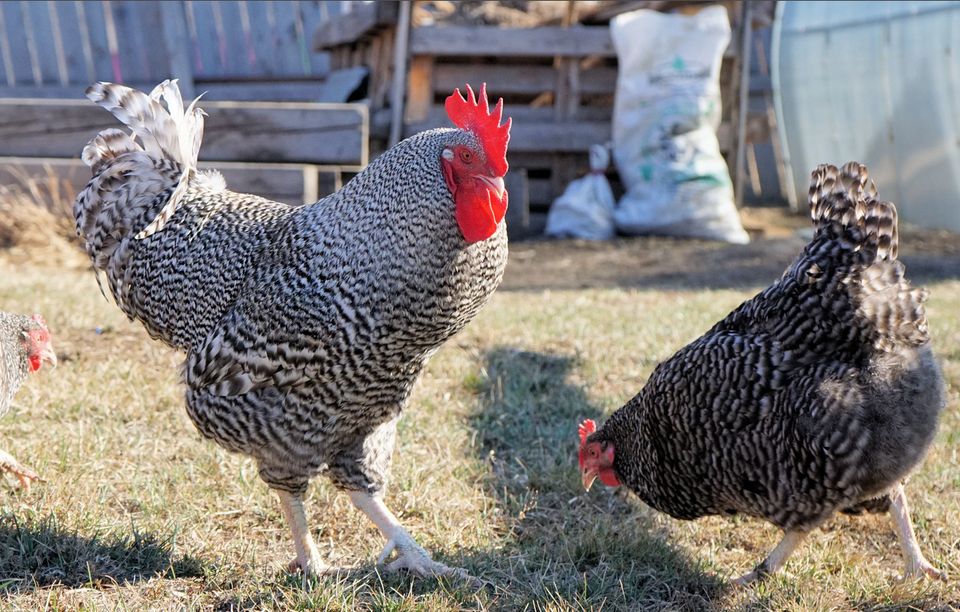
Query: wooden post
733 0 752 208
404 55 434 123
388 0 412 147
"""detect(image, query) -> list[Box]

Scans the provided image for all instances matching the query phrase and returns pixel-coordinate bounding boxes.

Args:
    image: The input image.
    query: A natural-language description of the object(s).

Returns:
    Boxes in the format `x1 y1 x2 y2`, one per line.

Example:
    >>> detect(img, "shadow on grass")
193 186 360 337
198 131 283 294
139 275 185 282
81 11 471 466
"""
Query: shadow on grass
0 511 204 594
464 347 725 609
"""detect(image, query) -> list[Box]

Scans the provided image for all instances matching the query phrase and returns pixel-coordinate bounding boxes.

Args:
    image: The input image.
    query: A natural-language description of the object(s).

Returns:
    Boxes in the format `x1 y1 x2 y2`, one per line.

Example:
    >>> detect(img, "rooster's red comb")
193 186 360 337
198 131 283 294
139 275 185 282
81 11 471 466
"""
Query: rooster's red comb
445 83 511 177
578 419 597 444
31 314 47 328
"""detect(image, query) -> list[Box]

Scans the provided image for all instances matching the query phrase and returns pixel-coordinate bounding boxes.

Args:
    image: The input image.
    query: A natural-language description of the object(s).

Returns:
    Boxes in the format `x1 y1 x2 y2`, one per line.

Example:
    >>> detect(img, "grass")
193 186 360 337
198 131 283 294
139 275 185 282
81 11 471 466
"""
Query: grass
0 244 958 609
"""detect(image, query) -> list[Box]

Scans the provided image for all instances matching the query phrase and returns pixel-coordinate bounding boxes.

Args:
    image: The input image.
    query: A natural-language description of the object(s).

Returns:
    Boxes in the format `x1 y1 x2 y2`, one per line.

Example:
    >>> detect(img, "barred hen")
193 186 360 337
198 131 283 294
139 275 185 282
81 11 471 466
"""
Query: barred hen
579 162 946 585
0 312 56 490
74 80 510 579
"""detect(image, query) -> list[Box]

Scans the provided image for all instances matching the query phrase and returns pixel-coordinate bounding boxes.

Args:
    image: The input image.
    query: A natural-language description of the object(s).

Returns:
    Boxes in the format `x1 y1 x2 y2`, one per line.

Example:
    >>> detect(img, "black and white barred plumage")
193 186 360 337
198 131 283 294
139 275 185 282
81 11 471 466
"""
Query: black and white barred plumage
0 312 36 417
75 80 508 502
590 162 944 533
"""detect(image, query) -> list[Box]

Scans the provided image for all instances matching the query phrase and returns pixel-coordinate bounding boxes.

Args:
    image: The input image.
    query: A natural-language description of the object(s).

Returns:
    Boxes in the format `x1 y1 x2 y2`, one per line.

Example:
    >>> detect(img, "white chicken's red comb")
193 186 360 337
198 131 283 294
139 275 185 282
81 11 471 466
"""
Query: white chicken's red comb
578 419 597 444
31 313 47 328
444 83 511 176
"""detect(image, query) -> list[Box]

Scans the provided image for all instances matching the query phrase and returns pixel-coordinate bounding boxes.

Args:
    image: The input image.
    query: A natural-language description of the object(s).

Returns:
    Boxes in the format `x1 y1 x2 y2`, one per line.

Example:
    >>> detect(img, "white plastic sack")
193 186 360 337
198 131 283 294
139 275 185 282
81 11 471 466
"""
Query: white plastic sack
610 6 750 244
544 144 617 240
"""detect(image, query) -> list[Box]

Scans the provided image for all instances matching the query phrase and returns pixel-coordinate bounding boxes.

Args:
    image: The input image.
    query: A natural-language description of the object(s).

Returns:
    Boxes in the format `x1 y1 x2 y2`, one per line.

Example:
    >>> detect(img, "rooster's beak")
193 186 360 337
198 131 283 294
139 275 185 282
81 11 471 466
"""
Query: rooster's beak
475 175 506 201
581 468 597 492
41 346 57 368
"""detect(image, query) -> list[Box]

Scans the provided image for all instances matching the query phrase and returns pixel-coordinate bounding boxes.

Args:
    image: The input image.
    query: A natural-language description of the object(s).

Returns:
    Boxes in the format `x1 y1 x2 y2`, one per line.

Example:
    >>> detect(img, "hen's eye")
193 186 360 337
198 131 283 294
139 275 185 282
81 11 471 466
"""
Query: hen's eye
459 149 473 163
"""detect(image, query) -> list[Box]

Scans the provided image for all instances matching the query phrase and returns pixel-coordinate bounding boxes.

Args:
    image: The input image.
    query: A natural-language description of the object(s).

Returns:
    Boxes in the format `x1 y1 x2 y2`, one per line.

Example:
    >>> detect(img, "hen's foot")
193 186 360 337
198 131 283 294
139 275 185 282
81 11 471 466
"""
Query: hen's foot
0 451 43 491
378 531 481 587
902 559 947 582
730 530 807 588
890 484 946 583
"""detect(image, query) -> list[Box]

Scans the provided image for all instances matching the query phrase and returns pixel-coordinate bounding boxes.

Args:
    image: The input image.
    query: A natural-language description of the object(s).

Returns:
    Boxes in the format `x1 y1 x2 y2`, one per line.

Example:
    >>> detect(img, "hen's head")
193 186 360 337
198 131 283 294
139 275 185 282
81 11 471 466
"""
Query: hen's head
442 83 512 243
21 314 56 373
578 419 620 491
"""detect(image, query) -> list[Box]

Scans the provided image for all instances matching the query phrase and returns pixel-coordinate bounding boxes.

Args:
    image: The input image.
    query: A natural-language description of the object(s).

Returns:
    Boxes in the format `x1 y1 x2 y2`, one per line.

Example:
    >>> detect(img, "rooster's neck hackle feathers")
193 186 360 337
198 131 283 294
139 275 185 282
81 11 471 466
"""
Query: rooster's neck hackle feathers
445 83 511 176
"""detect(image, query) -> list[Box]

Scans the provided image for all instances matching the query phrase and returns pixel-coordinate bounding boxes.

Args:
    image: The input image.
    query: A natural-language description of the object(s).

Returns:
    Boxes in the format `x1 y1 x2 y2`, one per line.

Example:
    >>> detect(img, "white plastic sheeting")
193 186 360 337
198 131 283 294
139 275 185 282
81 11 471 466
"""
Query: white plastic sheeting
772 1 960 231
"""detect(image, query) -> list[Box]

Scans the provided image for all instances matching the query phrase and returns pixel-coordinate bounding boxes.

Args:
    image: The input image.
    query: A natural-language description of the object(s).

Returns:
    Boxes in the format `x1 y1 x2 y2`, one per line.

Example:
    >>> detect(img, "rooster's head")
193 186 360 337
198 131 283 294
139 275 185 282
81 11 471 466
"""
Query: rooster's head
442 83 512 243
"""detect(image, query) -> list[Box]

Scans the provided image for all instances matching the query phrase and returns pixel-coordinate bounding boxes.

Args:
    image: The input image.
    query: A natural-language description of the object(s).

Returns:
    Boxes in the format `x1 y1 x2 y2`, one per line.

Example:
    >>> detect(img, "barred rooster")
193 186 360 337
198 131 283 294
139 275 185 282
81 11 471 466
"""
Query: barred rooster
75 80 510 580
579 162 946 585
0 311 56 490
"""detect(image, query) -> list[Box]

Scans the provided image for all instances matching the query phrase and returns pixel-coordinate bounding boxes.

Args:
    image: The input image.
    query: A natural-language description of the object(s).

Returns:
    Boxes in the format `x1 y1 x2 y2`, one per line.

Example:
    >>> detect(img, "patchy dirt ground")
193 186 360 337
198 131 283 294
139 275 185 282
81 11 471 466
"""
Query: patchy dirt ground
504 208 960 291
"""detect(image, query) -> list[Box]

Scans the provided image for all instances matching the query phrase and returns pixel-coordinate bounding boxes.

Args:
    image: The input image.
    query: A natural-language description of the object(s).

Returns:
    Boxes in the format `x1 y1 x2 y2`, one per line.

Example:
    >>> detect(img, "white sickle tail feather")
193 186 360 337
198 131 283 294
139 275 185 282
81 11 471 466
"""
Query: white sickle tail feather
82 79 208 238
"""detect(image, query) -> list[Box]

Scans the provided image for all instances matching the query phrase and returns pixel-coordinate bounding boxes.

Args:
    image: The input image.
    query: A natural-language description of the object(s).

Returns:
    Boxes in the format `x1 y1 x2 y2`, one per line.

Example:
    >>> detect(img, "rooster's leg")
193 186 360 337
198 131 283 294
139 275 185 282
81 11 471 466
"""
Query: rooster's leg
889 483 946 581
277 490 327 577
348 490 479 585
0 449 43 491
731 529 807 586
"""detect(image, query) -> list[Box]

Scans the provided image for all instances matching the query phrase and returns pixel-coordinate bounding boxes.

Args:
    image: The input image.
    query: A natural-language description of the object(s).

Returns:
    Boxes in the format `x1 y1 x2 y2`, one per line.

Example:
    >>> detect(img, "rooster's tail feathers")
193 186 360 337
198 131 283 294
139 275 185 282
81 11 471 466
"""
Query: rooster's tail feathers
808 161 898 265
82 79 209 238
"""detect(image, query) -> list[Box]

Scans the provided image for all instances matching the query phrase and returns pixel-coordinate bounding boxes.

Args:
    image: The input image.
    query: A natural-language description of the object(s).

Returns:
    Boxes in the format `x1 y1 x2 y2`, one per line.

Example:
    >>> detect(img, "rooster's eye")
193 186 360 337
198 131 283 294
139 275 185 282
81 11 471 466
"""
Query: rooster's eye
459 149 473 163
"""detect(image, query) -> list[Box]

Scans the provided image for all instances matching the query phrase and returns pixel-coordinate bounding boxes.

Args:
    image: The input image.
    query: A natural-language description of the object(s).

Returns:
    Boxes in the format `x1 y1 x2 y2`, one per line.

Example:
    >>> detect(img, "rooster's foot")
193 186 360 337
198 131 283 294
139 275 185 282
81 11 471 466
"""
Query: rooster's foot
903 559 947 582
286 554 330 578
378 532 481 587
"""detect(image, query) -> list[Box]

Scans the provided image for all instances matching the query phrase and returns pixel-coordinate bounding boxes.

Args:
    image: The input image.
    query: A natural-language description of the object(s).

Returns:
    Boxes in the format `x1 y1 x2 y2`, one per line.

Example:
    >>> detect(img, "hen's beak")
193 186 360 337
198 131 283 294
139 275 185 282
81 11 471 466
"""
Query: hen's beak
581 468 597 492
475 175 506 200
41 345 57 368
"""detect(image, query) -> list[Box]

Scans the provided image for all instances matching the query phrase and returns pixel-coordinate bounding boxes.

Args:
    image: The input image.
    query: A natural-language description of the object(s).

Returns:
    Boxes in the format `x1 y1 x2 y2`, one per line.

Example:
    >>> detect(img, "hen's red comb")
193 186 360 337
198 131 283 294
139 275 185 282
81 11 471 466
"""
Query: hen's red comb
31 314 47 328
578 419 597 444
445 83 511 177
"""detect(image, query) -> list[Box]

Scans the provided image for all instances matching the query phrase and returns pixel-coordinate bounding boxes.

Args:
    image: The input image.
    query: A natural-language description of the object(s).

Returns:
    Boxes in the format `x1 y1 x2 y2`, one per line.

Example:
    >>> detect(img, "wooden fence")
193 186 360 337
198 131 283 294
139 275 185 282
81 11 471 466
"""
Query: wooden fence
0 1 369 205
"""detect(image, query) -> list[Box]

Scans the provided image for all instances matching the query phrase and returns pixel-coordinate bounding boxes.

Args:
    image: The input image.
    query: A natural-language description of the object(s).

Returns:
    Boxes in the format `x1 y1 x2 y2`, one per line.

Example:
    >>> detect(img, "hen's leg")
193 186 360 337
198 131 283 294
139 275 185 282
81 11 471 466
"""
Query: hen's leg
348 490 477 584
732 530 807 586
0 449 42 491
277 490 327 577
889 483 946 581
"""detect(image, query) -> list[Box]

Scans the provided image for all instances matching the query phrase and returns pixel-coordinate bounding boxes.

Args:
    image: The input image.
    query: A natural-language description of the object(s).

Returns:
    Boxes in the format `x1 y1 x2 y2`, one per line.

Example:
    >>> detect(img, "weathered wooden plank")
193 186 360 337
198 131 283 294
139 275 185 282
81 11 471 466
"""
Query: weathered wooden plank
196 80 324 102
270 0 303 75
52 1 86 85
383 103 612 136
78 0 114 81
312 1 397 49
4 3 37 84
159 1 194 95
504 168 530 238
0 156 363 206
410 26 615 58
185 0 219 77
301 0 334 75
433 63 617 97
0 99 369 165
23 2 61 85
215 0 247 77
110 1 152 84
245 1 277 76
404 55 433 123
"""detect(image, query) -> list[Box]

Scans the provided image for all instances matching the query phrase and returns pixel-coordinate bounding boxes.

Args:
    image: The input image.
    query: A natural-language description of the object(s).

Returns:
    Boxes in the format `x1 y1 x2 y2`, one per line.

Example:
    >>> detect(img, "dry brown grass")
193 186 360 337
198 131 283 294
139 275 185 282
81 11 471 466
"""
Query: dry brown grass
0 166 86 268
0 198 958 609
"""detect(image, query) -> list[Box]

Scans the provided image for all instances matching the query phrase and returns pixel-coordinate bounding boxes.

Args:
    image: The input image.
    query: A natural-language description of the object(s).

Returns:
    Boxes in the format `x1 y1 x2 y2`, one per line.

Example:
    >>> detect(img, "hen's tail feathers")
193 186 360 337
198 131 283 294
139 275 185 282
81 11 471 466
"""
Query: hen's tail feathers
808 162 928 349
82 79 207 239
808 161 898 264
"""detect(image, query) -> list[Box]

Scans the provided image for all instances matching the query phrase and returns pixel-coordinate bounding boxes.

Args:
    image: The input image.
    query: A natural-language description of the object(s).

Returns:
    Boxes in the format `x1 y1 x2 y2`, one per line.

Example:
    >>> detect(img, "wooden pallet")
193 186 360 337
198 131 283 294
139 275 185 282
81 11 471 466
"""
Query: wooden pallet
315 1 751 238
